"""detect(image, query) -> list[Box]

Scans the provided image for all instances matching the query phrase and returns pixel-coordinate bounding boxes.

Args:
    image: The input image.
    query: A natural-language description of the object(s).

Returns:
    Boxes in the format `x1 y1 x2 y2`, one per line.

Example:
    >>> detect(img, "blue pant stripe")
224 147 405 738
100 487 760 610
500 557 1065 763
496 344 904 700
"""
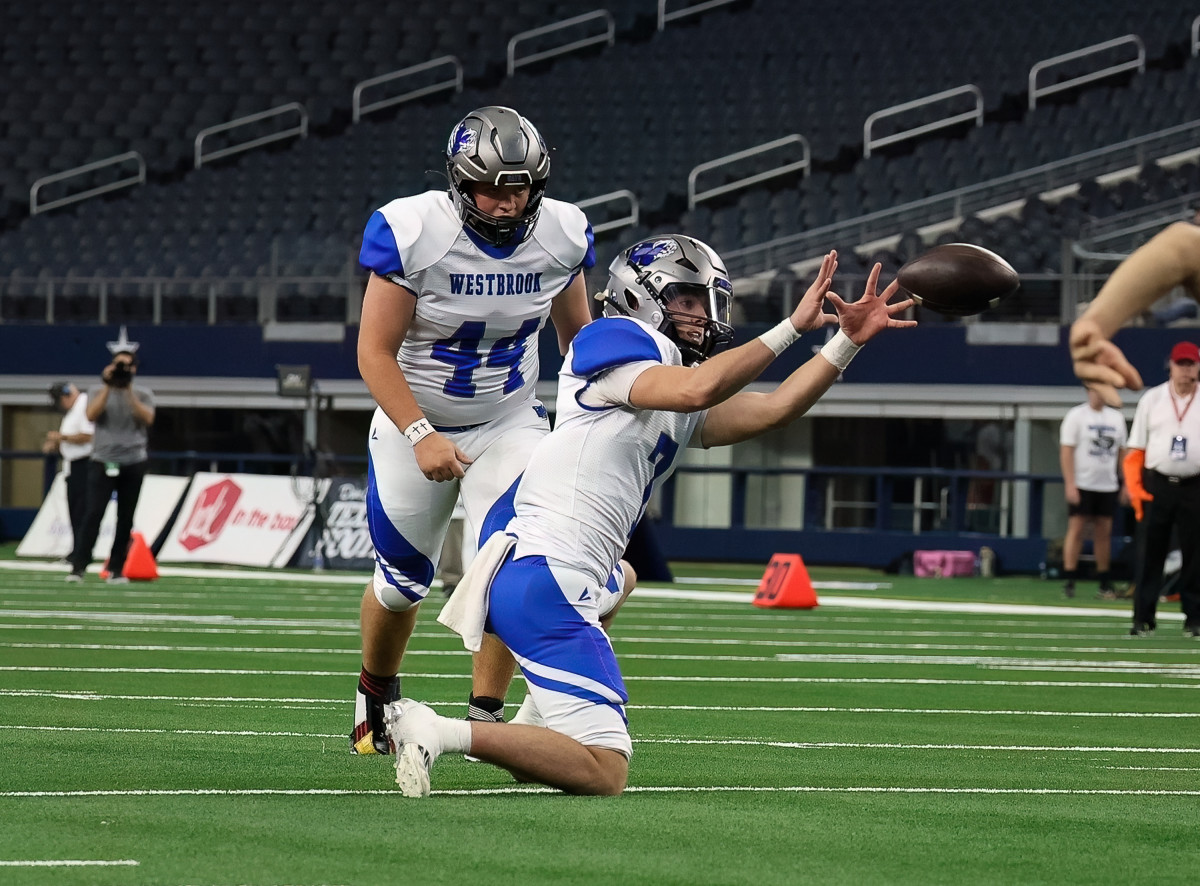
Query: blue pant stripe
522 669 629 724
366 455 435 590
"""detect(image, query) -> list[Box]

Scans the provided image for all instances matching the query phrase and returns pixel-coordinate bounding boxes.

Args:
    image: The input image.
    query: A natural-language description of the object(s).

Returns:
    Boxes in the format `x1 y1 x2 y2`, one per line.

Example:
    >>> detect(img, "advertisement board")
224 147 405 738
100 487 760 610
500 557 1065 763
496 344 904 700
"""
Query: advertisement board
17 473 190 559
290 476 376 571
157 472 328 568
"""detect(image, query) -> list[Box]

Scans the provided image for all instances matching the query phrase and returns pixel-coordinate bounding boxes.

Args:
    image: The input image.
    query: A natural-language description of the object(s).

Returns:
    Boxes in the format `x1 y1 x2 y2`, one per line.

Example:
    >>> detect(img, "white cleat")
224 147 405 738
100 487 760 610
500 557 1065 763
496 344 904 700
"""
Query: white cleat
386 699 444 798
394 743 433 798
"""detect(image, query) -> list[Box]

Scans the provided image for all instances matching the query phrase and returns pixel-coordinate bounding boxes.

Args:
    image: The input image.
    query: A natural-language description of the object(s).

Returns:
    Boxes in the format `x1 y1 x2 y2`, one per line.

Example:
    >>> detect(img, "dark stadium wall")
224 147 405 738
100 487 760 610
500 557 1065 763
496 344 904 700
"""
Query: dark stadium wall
0 323 1193 388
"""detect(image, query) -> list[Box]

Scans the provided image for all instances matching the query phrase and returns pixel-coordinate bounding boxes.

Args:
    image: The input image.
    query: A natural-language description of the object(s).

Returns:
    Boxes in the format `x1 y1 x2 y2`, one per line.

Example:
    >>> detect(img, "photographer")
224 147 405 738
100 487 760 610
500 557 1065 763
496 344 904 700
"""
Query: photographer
67 334 156 583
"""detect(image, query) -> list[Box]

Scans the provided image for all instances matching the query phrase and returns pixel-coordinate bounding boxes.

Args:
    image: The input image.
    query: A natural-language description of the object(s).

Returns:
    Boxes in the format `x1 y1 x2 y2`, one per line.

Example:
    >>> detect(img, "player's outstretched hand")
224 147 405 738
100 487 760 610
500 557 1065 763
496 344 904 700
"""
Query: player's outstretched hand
414 433 473 482
1069 317 1143 408
788 250 841 333
826 263 916 345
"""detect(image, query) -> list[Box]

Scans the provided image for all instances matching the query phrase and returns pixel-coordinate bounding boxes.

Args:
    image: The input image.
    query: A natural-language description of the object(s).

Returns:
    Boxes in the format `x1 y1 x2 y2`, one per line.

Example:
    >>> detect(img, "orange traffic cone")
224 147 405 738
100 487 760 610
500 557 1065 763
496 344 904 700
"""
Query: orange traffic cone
752 553 818 609
99 558 111 580
122 531 159 581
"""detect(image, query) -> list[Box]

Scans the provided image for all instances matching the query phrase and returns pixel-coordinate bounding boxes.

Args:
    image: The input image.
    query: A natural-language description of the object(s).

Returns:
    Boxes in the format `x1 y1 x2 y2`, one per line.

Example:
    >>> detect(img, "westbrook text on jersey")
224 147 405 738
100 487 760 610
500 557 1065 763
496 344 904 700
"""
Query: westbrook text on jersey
449 272 544 296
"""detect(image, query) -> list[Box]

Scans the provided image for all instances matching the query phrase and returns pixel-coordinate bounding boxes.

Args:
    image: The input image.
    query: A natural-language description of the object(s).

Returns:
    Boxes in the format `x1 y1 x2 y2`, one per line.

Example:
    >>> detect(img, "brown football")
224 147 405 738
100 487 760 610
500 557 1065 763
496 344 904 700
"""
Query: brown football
896 243 1019 317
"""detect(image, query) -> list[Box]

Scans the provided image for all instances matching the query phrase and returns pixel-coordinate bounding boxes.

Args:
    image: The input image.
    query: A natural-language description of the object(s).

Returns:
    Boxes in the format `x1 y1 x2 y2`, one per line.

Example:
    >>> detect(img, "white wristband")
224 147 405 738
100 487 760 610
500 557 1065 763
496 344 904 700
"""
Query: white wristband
819 330 861 372
403 418 435 446
757 319 802 357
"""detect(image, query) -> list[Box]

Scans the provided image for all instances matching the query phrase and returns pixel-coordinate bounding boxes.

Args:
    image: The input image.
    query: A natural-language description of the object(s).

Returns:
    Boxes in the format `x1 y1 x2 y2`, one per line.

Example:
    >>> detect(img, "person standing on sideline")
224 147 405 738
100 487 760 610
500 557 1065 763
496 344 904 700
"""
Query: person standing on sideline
66 329 155 583
1059 386 1127 599
351 106 599 754
384 237 915 797
1121 341 1200 636
43 382 94 558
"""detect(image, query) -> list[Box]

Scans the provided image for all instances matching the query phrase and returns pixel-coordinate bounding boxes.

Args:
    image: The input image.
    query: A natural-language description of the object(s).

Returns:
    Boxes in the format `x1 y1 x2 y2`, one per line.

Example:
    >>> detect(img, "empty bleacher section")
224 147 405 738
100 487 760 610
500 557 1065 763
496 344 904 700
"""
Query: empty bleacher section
1 0 1197 324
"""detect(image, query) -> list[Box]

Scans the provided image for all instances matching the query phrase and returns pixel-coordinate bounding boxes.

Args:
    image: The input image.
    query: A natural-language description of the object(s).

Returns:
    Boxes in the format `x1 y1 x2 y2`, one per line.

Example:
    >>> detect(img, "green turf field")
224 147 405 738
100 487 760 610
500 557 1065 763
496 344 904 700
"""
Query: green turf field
1 555 1197 885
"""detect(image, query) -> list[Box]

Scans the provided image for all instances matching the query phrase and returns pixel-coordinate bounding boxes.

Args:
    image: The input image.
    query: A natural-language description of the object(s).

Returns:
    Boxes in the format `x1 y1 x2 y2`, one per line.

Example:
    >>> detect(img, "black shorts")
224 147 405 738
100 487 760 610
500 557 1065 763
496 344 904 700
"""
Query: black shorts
1068 489 1117 518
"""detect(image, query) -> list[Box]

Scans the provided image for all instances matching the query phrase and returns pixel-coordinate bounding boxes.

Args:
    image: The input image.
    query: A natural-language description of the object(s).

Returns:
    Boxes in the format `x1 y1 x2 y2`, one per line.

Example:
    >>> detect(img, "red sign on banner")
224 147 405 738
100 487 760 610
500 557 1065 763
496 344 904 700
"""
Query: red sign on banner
177 478 242 551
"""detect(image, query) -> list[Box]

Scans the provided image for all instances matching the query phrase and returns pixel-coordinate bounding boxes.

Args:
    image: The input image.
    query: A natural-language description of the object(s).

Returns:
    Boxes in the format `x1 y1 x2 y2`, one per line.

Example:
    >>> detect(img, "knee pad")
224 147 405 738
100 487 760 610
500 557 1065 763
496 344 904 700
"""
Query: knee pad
372 567 427 613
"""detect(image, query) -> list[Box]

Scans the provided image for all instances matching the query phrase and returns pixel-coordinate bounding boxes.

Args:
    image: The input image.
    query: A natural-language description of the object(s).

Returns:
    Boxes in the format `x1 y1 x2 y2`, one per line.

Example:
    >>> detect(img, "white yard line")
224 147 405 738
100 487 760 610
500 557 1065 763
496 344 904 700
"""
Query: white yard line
0 860 138 867
2 666 1199 685
0 609 356 628
2 786 1198 798
0 560 1164 619
7 639 1194 659
0 560 884 591
5 689 1200 718
640 738 1200 753
0 621 1150 644
0 724 345 738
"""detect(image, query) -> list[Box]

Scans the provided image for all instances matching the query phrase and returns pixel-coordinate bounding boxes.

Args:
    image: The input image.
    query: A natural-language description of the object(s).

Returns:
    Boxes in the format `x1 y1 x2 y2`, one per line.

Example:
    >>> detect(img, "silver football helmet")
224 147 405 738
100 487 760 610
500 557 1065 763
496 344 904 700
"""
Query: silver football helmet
599 235 735 364
445 106 550 246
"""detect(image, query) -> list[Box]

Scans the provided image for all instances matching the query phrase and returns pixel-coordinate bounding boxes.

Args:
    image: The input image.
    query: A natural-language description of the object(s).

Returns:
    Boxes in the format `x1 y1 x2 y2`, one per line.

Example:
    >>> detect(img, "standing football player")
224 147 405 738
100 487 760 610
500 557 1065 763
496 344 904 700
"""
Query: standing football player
351 106 598 754
386 236 916 796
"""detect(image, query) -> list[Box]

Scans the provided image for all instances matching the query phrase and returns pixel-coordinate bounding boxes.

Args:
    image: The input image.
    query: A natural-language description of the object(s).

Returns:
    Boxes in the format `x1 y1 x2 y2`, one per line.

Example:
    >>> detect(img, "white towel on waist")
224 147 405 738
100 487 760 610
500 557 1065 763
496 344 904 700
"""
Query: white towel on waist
436 531 516 652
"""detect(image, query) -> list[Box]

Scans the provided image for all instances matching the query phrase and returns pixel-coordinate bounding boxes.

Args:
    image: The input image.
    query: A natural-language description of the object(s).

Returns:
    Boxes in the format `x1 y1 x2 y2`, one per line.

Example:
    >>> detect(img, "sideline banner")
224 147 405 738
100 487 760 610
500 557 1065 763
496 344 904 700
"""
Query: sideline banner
290 476 375 571
157 472 329 568
17 472 190 559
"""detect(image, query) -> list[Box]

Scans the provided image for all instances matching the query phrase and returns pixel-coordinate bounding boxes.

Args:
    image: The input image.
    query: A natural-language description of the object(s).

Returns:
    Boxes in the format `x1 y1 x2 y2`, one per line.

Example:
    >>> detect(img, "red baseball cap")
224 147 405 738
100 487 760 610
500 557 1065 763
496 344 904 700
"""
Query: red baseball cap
1170 341 1200 364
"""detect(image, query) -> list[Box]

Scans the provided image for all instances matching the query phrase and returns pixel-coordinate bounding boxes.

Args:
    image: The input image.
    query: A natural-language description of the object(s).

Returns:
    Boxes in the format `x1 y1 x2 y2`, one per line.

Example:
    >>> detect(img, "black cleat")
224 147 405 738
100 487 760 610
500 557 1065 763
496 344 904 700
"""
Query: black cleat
351 674 399 755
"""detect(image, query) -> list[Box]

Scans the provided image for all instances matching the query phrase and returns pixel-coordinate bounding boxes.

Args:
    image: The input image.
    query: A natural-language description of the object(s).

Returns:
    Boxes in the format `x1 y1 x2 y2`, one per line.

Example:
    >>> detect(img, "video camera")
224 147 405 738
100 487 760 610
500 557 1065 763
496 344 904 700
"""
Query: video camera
109 361 135 388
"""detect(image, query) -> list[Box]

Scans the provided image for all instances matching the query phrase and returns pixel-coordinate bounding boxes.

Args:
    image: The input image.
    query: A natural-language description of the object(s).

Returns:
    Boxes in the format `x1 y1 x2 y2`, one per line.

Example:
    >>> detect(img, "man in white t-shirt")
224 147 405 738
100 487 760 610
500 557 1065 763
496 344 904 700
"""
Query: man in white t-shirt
43 382 95 558
1059 387 1127 599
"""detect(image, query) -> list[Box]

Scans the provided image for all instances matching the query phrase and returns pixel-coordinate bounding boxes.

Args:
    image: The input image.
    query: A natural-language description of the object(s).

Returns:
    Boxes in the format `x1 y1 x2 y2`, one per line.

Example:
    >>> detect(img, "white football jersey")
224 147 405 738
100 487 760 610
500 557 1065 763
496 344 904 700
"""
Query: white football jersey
509 316 708 586
359 191 595 426
1059 402 1126 493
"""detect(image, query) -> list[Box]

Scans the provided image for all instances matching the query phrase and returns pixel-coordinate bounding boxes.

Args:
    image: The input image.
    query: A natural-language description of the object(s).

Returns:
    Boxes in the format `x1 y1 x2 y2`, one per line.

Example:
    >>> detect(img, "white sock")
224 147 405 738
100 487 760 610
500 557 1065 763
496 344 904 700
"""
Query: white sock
438 717 472 755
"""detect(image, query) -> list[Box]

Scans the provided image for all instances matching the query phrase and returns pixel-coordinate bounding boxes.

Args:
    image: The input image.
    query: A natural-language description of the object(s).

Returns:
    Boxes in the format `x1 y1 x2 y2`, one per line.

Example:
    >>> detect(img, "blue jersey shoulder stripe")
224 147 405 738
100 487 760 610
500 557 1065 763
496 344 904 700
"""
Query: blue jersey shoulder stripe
359 211 403 276
570 318 662 378
582 223 596 270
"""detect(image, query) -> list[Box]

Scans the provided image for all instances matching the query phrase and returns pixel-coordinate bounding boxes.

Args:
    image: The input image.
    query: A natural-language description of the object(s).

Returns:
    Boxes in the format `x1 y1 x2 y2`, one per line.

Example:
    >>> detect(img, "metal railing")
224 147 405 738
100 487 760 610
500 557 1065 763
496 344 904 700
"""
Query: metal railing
659 463 1061 540
507 11 614 75
576 189 639 234
1028 34 1145 110
29 152 146 216
721 118 1200 279
863 85 983 159
1062 192 1200 306
4 449 1061 559
351 56 463 123
688 135 810 209
657 0 737 30
194 103 308 169
1076 190 1200 252
0 273 361 326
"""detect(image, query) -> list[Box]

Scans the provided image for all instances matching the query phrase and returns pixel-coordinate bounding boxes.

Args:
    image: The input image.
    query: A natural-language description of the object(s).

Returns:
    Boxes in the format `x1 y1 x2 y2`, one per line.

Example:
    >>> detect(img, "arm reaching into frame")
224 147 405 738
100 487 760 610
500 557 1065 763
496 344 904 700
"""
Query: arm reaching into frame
1070 222 1200 406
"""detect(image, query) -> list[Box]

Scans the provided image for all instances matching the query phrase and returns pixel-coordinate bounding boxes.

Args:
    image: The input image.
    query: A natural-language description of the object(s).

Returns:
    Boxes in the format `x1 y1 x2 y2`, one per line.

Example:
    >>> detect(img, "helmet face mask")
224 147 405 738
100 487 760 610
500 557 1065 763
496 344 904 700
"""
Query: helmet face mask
600 236 735 364
446 106 550 246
